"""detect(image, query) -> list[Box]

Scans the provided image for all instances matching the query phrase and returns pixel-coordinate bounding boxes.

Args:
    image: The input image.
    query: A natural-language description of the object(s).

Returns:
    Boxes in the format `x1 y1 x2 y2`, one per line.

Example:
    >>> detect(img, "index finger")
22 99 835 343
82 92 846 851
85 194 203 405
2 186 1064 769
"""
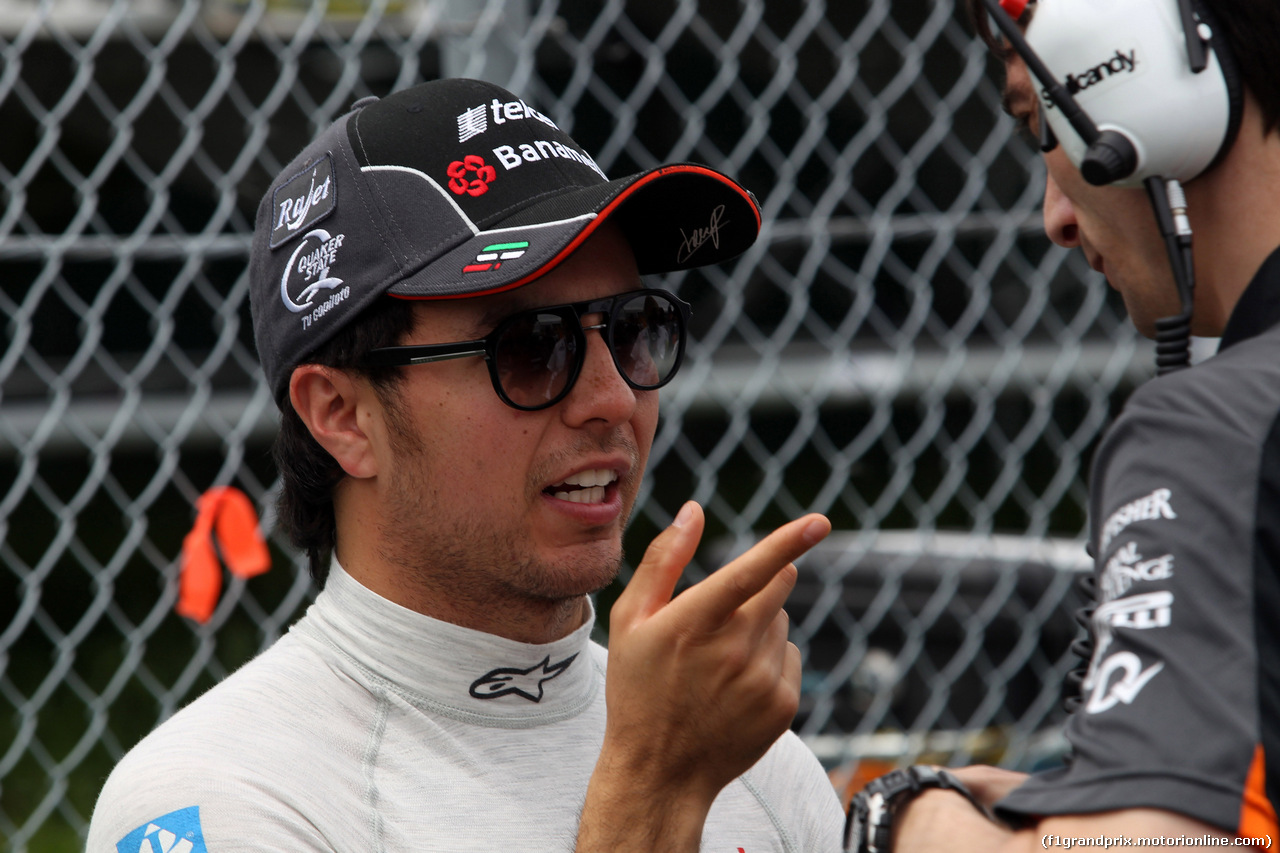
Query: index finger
682 513 831 625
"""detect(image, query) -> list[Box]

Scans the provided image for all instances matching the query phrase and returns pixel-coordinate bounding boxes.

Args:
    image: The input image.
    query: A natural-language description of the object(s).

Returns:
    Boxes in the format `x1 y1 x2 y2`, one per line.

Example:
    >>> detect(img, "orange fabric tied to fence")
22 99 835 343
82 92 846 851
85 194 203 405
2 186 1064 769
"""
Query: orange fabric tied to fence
177 486 271 623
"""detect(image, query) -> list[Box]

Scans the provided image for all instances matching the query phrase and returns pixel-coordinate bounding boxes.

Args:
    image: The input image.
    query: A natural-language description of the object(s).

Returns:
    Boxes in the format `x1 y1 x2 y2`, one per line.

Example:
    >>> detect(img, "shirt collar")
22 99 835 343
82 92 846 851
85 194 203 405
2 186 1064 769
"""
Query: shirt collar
295 557 601 726
1219 244 1280 351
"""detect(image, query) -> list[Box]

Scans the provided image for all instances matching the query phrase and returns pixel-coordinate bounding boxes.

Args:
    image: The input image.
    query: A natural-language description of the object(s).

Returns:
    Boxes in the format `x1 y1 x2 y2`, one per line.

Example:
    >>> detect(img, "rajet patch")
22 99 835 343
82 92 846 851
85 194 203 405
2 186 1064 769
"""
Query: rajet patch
269 155 336 249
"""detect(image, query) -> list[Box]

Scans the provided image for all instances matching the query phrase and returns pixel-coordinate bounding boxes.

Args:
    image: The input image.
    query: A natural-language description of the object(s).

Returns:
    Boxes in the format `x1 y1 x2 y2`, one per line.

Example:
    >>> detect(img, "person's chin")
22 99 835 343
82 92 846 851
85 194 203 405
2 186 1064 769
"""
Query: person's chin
538 530 623 570
531 551 623 601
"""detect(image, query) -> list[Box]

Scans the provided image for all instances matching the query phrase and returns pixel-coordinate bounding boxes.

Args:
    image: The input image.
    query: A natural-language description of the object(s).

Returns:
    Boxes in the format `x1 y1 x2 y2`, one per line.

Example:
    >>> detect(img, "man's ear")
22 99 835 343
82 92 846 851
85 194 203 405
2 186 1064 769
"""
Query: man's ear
289 365 380 479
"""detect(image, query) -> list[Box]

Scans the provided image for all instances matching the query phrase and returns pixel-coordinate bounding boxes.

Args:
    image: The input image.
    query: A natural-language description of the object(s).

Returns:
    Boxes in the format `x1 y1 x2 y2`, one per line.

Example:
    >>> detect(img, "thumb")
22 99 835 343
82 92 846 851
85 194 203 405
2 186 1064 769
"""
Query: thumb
612 501 704 625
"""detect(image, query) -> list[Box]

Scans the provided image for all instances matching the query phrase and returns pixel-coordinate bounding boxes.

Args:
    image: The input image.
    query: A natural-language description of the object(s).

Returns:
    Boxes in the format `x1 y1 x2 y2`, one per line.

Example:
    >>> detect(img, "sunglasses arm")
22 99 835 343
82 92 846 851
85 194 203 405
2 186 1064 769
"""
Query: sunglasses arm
364 344 489 367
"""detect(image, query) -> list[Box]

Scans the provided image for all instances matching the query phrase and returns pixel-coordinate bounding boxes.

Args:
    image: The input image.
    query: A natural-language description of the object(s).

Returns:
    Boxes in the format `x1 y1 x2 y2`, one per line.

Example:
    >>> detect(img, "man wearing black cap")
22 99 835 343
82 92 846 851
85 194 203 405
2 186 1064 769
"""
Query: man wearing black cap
86 78 844 852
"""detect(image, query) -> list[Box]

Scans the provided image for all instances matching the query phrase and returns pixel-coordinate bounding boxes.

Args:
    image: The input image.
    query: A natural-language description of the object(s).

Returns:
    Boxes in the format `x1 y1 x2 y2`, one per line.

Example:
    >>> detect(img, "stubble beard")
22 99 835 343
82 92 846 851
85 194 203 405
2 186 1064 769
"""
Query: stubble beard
374 390 638 613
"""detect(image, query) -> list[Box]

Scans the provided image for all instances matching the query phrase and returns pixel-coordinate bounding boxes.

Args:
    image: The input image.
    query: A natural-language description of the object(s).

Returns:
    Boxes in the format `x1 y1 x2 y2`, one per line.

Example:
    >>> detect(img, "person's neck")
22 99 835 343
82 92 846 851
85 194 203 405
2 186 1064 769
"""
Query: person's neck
339 553 594 645
1188 98 1280 333
330 485 593 644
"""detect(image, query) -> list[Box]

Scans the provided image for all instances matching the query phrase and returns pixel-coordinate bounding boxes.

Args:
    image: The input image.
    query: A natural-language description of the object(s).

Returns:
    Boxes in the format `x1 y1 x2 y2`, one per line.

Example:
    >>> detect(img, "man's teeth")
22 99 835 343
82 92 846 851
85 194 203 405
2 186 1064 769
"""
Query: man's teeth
564 469 616 488
550 468 617 503
555 486 606 503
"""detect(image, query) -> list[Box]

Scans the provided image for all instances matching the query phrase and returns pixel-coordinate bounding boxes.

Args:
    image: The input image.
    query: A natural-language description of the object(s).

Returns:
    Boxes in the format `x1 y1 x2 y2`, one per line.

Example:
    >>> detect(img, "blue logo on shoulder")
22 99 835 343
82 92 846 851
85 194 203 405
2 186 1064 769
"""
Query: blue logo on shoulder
116 806 207 853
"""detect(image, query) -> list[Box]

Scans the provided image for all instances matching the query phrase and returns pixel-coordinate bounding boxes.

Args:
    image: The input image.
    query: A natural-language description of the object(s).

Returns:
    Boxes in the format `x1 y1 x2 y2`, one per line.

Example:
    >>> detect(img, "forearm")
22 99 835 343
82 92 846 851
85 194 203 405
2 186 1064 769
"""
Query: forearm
575 746 720 853
892 789 1036 853
893 792 1236 853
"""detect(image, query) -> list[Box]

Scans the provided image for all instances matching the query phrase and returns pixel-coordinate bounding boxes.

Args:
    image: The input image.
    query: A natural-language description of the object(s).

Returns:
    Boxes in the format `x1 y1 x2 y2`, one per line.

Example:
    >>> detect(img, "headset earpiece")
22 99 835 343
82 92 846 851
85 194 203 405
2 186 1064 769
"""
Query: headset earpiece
1026 0 1242 187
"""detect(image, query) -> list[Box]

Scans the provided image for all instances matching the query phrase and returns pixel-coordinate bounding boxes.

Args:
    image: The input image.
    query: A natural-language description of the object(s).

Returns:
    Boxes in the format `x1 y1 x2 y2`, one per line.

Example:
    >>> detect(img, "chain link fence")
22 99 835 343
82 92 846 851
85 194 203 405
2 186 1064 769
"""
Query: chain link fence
1 0 1156 847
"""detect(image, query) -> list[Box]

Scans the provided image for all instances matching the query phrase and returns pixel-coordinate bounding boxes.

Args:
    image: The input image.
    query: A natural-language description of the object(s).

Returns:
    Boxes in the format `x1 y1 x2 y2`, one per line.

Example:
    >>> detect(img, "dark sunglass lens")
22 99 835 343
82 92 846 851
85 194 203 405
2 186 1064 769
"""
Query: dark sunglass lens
613 294 682 388
493 312 577 407
1038 104 1058 153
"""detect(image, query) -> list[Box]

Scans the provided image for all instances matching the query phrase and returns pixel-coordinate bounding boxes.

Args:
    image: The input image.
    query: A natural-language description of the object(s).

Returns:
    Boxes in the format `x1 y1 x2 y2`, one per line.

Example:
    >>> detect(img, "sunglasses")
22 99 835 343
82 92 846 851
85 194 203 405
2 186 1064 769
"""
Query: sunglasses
1038 103 1058 152
364 288 691 411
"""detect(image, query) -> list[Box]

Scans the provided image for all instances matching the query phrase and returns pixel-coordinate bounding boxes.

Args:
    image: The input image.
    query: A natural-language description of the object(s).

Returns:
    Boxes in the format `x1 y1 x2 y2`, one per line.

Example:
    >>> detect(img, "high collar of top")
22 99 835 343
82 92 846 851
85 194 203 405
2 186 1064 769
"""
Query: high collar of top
293 557 601 727
1219 244 1280 351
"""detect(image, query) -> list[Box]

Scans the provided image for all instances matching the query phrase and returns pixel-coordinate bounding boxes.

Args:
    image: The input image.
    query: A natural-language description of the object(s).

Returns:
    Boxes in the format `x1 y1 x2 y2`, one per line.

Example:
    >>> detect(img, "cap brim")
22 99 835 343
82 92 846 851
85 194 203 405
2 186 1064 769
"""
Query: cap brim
386 163 760 300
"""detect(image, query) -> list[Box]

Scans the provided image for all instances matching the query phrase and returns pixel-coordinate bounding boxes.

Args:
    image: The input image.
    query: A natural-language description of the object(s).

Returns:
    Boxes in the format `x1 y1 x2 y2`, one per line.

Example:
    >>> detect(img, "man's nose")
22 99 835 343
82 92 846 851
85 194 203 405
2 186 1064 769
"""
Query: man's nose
559 326 638 427
1042 171 1081 248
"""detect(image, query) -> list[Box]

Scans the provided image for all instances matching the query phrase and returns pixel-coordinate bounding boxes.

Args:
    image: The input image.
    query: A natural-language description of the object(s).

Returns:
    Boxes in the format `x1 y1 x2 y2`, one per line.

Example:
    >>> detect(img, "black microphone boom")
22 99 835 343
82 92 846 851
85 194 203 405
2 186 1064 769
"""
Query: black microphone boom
978 0 1144 185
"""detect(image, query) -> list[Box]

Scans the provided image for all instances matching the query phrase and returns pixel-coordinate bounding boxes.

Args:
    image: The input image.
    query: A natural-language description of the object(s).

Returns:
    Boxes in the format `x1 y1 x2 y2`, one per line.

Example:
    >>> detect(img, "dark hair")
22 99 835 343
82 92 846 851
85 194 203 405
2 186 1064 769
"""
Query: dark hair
965 0 1280 135
272 297 416 587
1208 1 1280 135
965 0 1027 60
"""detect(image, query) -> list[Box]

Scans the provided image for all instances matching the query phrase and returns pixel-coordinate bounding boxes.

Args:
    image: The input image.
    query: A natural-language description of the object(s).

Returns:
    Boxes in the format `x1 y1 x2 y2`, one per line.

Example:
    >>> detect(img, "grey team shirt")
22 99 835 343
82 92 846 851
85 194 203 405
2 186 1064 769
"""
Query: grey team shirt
998 246 1280 835
87 559 844 852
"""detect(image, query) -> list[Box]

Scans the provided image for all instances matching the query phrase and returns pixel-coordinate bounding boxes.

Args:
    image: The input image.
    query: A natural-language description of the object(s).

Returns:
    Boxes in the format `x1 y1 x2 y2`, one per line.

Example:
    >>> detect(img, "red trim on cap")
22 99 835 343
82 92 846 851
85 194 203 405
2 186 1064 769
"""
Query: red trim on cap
999 0 1029 19
392 164 761 301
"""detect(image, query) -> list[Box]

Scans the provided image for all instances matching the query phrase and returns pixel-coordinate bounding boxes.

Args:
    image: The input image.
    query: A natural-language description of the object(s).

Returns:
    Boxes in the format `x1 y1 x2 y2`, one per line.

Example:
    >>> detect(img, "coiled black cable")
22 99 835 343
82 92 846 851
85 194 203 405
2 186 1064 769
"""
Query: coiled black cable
1062 572 1098 713
1145 177 1196 377
1154 312 1193 374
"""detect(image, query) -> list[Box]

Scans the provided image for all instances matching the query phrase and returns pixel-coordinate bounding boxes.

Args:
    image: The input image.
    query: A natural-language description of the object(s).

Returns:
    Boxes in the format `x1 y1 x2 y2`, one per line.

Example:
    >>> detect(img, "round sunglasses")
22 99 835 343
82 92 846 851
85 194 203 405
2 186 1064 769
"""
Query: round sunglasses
363 289 691 411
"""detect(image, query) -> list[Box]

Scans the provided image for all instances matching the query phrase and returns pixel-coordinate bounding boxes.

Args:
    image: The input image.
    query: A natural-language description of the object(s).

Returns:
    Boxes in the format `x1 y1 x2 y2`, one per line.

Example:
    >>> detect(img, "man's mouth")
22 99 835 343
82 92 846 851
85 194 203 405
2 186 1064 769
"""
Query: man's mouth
546 468 619 504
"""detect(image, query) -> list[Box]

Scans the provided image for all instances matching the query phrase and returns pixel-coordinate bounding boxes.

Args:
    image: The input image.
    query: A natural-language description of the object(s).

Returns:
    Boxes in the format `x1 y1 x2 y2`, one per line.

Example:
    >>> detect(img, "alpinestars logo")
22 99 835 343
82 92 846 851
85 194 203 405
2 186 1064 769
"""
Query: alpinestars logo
447 155 497 197
115 806 207 853
463 241 529 274
469 653 578 702
269 154 336 249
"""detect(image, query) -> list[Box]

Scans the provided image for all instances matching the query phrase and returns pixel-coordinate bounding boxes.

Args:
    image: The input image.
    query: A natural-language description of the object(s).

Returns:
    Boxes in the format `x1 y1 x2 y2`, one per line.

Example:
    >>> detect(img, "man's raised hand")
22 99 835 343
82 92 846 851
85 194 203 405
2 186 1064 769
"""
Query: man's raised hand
577 501 831 852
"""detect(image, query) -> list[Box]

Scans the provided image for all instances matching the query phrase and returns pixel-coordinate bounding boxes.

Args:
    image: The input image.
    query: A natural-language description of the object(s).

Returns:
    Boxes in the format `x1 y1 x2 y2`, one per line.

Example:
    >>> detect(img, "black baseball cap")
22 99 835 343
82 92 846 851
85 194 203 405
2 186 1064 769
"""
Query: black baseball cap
249 77 762 405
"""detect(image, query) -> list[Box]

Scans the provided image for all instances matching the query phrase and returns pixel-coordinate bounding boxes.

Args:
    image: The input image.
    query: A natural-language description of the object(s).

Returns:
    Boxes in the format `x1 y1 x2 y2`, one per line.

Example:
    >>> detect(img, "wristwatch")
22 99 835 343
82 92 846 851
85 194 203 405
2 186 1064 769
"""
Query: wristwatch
843 765 992 853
